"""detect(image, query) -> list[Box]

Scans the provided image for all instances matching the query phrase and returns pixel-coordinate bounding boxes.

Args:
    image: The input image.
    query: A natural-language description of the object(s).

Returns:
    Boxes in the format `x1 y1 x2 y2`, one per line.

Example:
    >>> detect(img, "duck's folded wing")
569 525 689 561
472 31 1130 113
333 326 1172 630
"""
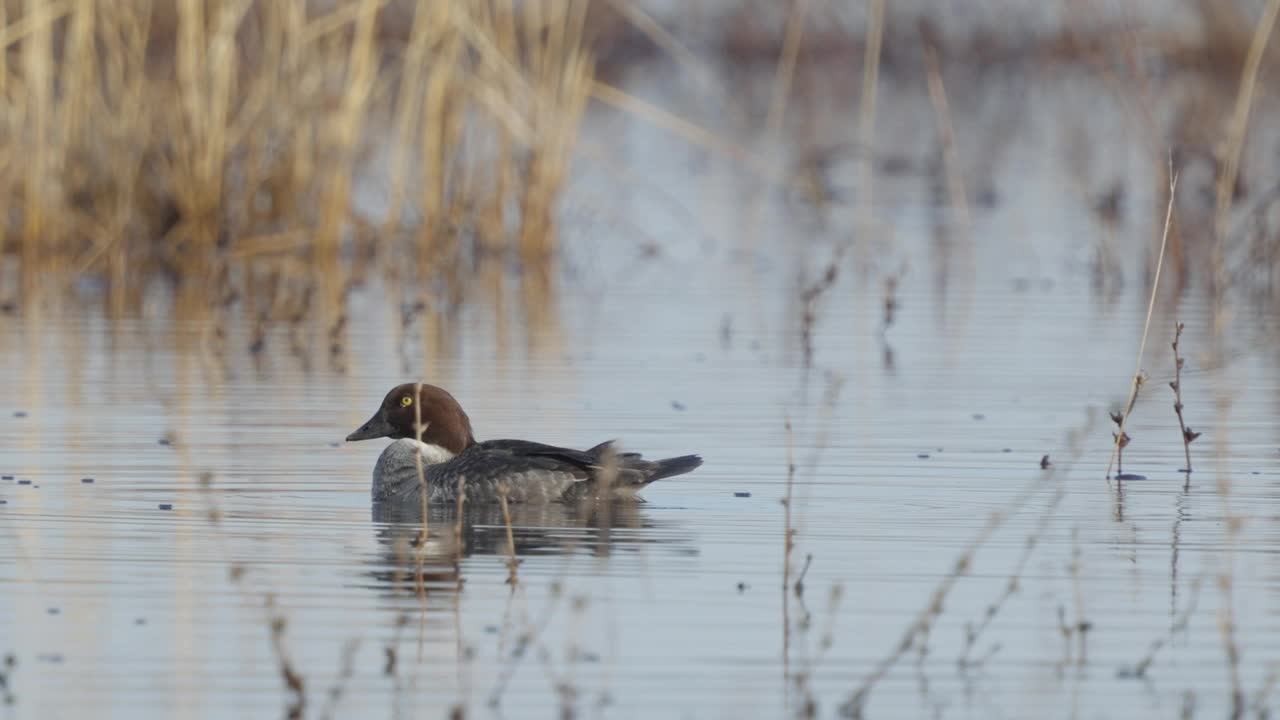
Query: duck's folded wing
477 438 605 471
432 446 590 503
477 439 697 495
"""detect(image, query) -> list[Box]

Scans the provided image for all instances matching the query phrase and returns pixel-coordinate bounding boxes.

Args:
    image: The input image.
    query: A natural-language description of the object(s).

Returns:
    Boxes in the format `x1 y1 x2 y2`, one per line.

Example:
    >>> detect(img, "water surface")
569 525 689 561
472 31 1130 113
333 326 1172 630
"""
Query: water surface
4 57 1280 719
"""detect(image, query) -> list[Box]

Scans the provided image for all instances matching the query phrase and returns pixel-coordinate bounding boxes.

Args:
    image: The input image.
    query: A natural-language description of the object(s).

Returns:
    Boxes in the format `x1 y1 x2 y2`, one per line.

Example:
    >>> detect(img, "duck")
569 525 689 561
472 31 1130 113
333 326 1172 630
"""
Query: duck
345 383 703 504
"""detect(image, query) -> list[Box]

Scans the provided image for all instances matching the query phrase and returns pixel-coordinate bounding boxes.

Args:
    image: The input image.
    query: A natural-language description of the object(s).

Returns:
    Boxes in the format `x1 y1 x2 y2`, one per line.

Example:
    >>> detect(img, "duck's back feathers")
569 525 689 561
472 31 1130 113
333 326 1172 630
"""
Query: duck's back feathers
371 437 703 505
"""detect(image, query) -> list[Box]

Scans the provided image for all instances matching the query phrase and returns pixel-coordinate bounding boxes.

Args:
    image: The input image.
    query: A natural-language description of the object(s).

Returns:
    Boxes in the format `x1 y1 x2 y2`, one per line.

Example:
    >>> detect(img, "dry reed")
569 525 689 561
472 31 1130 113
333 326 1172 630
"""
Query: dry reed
782 415 797 709
1118 577 1201 679
1169 322 1201 480
854 0 885 269
1105 168 1178 482
839 411 1095 718
1212 0 1280 337
499 488 521 586
2 0 594 335
958 483 1065 667
920 24 970 235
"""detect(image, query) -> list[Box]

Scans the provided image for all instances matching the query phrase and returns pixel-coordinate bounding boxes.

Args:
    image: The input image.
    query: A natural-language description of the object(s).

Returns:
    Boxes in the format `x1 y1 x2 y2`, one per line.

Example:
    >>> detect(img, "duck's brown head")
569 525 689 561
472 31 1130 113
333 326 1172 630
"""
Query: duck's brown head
345 383 477 454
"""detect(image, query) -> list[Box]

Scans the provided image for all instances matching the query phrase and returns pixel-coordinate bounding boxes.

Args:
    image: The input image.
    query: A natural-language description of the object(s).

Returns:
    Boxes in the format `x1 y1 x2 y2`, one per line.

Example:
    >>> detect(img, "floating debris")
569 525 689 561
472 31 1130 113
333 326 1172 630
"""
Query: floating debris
917 453 930 459
17 480 31 486
158 503 173 511
671 401 687 411
972 413 986 420
80 478 94 484
736 582 748 593
47 608 59 616
734 491 751 498
12 411 27 418
1 476 12 481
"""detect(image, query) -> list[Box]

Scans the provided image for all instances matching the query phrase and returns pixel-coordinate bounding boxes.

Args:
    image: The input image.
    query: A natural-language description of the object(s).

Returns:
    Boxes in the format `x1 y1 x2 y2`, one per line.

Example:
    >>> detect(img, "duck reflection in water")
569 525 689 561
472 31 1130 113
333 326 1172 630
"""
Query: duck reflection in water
365 499 692 600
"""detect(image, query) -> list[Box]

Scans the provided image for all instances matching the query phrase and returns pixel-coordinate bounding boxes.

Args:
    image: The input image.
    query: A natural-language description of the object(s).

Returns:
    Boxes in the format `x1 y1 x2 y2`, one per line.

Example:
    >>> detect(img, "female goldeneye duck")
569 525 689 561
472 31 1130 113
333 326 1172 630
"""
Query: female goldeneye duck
345 383 703 504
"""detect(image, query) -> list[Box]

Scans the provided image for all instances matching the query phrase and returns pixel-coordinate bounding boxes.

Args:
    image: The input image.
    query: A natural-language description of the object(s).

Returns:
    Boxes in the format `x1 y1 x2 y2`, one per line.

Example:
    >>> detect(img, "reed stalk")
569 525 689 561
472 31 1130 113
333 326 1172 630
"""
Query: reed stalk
0 0 593 329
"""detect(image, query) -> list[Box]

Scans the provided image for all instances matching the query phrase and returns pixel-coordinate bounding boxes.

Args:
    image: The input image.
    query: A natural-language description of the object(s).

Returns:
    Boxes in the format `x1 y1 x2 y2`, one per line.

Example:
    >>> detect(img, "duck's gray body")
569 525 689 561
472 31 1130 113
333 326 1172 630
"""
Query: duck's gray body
371 437 702 505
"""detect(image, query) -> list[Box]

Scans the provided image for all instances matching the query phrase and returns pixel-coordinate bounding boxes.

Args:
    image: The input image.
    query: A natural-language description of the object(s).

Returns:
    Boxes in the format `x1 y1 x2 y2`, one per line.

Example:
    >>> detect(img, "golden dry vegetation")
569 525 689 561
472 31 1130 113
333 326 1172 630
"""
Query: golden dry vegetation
0 0 594 327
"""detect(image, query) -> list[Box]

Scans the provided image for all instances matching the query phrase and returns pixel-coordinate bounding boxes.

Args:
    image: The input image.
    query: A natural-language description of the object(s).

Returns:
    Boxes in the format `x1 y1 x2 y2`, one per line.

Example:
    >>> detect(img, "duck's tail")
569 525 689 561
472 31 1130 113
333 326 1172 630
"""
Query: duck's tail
644 454 703 484
586 441 703 488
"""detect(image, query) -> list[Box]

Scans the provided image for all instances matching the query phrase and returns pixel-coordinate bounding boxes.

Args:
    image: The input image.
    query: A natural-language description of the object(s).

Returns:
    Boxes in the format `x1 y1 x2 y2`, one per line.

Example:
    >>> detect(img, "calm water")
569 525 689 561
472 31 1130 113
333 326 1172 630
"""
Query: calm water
5 57 1280 719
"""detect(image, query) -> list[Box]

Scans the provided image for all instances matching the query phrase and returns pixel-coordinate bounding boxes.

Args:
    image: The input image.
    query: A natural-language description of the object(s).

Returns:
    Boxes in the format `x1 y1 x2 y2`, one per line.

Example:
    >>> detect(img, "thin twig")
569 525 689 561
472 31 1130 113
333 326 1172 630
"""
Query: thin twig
920 28 970 234
958 484 1065 666
1170 322 1200 481
764 0 808 138
854 0 885 268
840 413 1095 717
499 489 520 586
413 381 428 537
783 415 796 587
782 415 797 709
1068 528 1091 665
268 605 306 720
318 638 361 720
1212 0 1280 340
1106 165 1178 481
1118 577 1202 679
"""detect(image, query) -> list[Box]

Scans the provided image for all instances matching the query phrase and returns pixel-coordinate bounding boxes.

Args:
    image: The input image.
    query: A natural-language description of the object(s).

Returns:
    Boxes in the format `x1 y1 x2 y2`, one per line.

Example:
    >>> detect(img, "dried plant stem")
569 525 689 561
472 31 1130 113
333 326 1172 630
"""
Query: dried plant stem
602 0 720 97
841 413 1093 718
1252 664 1280 716
1170 322 1200 481
854 0 885 266
783 416 796 588
782 415 796 708
1212 0 1280 336
765 0 808 137
20 0 55 298
958 484 1064 666
1068 529 1090 664
9 0 591 331
1119 578 1201 679
1215 381 1243 713
839 509 1007 718
920 34 970 233
590 81 769 177
1105 168 1178 482
453 473 467 552
412 382 428 540
318 638 361 720
381 0 444 236
268 606 306 720
499 489 520 586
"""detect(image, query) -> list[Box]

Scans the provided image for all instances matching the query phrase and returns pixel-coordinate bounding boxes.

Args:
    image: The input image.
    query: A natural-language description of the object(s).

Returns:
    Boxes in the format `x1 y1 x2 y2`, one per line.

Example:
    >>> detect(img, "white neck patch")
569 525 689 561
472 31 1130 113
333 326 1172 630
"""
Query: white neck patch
411 440 456 465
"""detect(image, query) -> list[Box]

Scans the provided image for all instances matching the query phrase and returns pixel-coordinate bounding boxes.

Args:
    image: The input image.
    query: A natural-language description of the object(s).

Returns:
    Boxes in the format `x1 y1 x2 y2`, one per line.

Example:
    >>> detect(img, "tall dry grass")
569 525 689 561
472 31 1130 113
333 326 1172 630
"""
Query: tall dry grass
0 0 594 325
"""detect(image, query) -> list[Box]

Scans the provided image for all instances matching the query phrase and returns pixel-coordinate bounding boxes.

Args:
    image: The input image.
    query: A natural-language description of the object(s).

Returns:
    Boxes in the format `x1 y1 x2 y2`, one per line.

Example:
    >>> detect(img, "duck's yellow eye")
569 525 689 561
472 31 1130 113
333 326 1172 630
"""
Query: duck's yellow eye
400 396 413 407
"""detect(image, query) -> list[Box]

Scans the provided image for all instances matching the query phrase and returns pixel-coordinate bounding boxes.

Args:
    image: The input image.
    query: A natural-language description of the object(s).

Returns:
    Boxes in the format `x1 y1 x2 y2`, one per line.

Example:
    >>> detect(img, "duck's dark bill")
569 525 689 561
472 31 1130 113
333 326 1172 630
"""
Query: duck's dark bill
346 413 394 442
